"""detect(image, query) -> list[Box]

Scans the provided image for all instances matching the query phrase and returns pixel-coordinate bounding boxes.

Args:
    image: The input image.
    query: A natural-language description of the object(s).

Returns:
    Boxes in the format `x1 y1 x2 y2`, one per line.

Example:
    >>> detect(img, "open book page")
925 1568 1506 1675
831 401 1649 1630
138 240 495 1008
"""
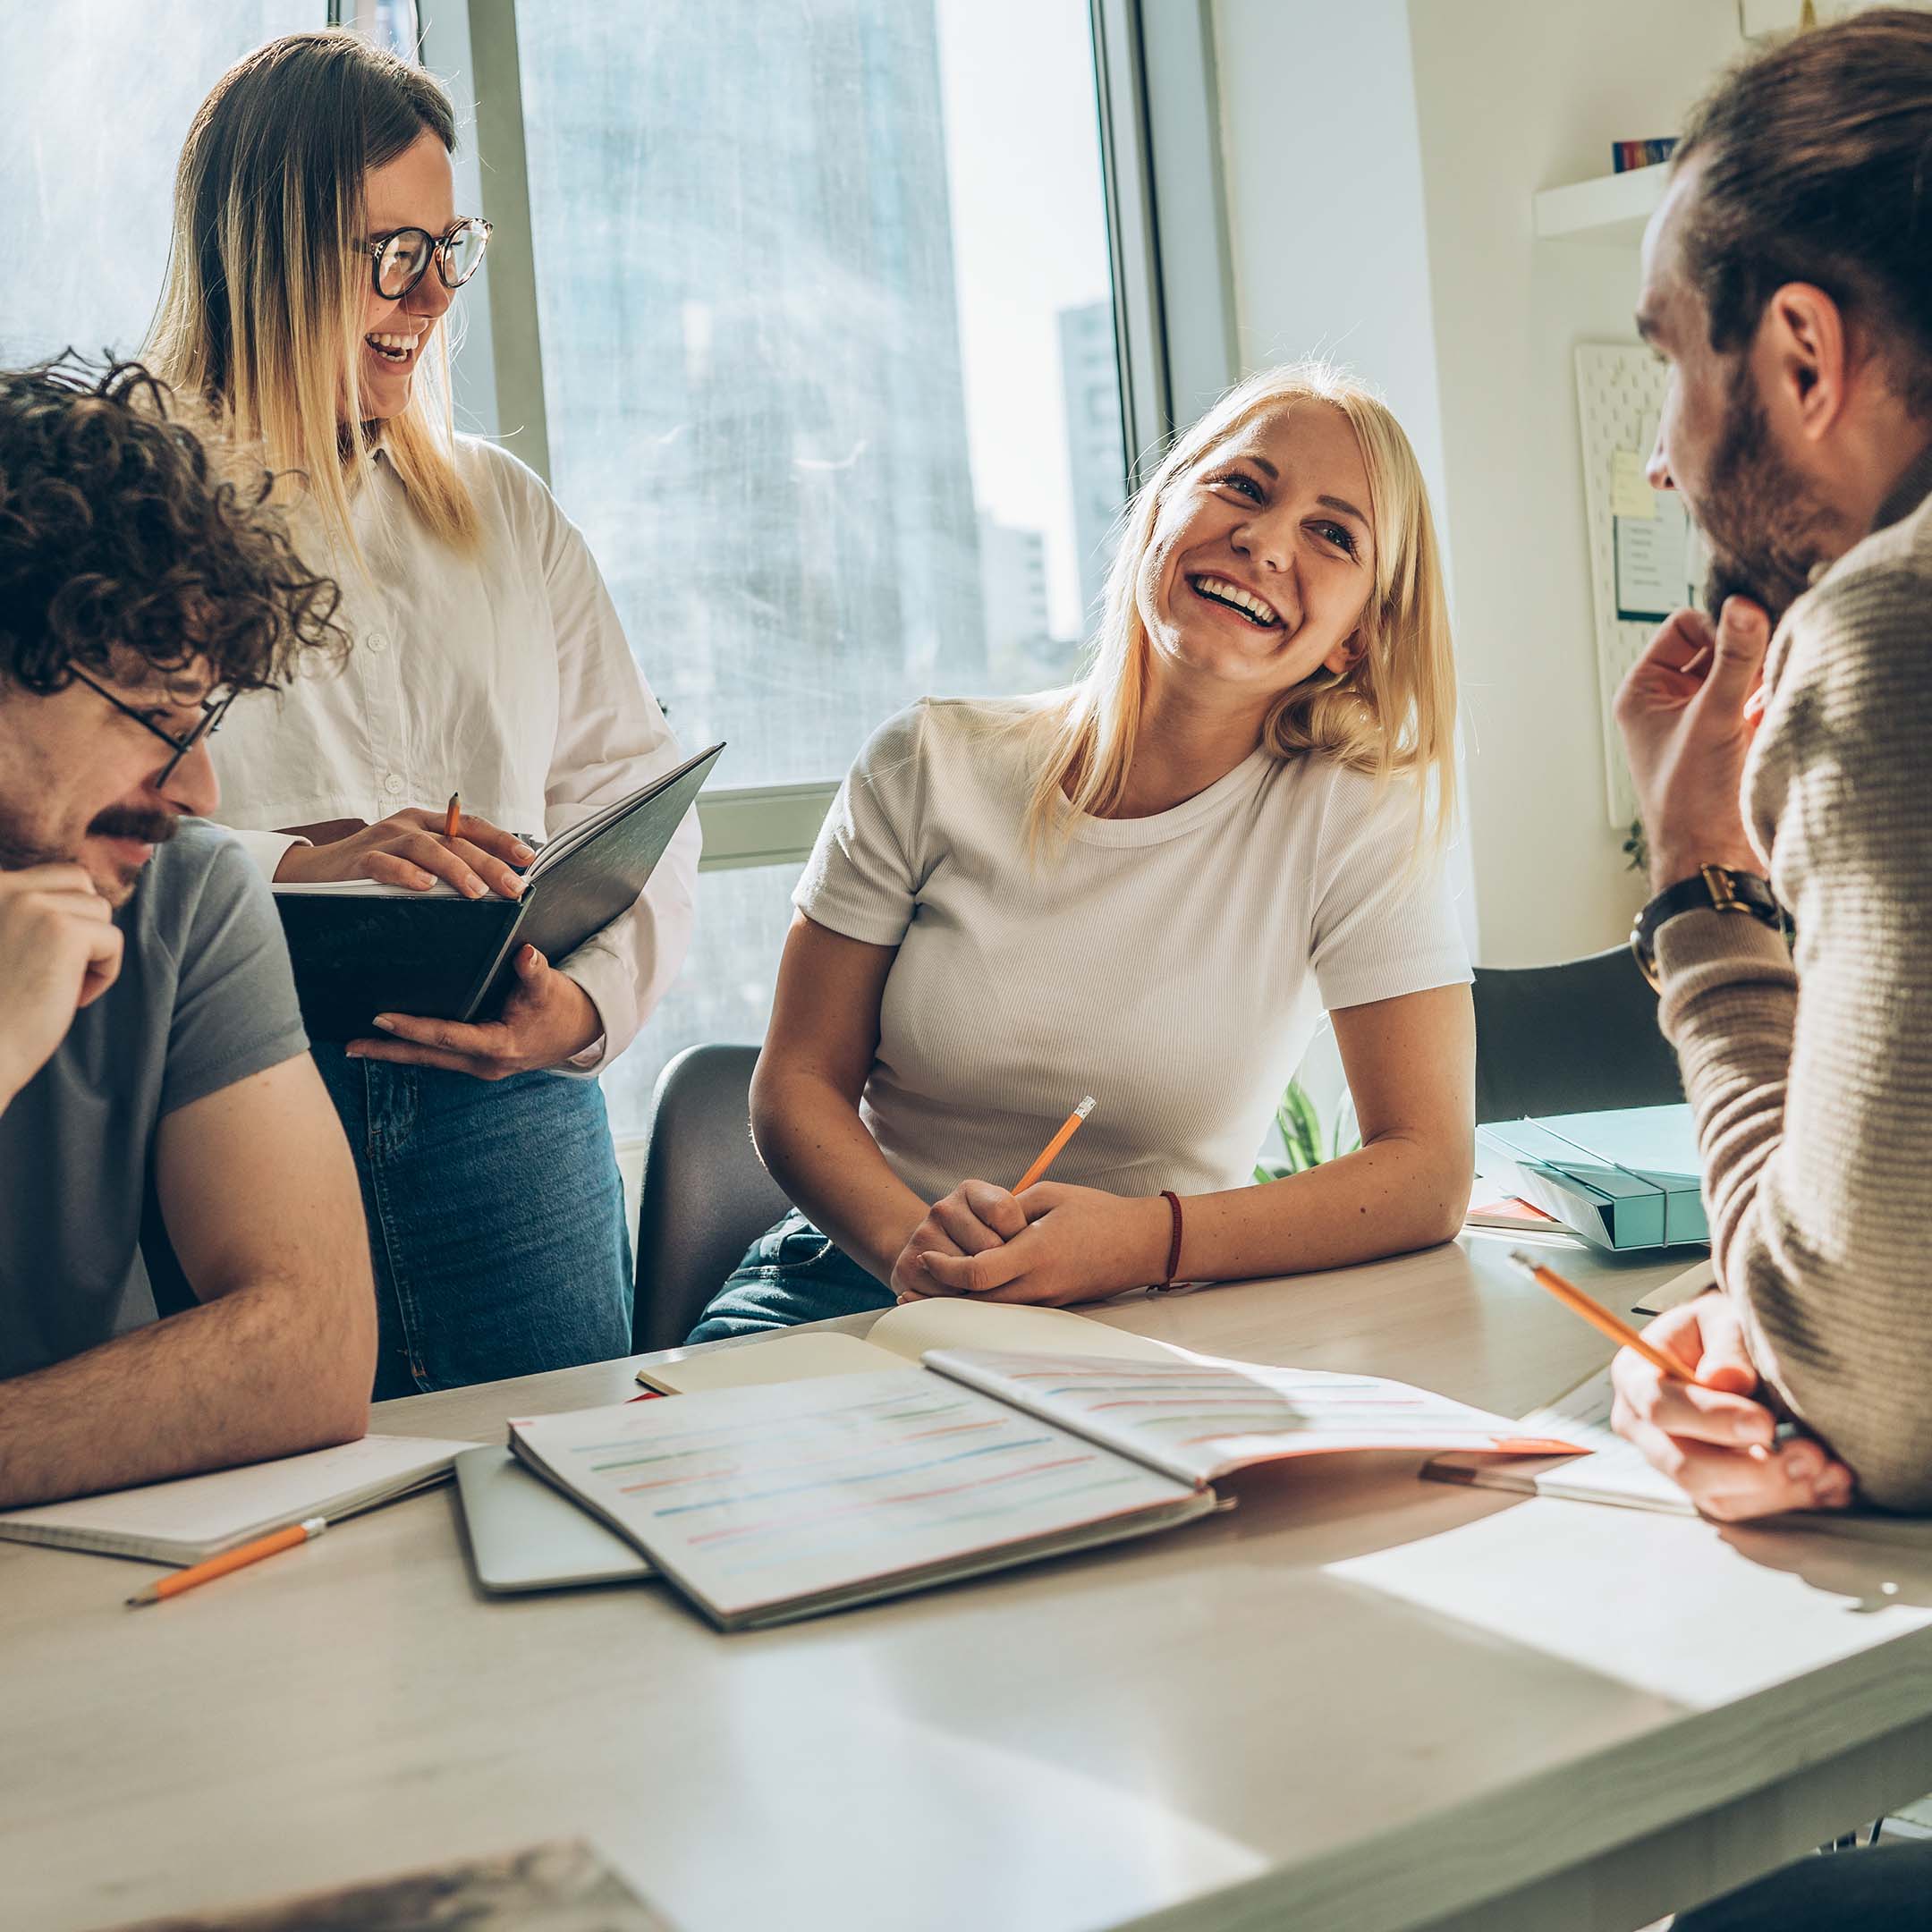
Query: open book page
0 1436 473 1563
511 1370 1205 1627
926 1350 1581 1487
1425 1368 1932 1544
636 1296 1183 1394
1425 1366 1693 1513
869 1298 1184 1363
272 878 465 897
637 1331 911 1394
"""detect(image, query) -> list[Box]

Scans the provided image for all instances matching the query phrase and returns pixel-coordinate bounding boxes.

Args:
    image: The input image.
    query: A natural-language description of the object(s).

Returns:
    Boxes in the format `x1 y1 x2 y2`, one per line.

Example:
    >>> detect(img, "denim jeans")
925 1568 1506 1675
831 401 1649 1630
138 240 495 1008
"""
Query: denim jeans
313 1046 633 1400
685 1207 893 1344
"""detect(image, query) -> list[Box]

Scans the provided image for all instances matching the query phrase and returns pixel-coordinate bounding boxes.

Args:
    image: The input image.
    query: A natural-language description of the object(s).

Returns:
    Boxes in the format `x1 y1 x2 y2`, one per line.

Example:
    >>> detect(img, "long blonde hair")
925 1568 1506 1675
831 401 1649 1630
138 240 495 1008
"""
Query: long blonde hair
1026 361 1457 854
144 30 479 562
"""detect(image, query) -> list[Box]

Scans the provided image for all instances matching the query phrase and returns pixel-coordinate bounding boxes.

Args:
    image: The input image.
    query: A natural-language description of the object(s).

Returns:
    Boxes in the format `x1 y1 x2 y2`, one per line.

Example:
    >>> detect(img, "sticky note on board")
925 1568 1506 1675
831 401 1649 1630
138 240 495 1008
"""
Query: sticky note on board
1611 448 1656 519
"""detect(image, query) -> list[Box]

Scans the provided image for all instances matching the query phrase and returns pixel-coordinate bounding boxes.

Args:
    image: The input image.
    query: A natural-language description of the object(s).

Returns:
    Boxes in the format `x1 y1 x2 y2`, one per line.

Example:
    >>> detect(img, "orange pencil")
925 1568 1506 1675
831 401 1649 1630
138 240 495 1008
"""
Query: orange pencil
444 791 461 842
1507 1250 1693 1384
1013 1097 1095 1193
126 1516 327 1608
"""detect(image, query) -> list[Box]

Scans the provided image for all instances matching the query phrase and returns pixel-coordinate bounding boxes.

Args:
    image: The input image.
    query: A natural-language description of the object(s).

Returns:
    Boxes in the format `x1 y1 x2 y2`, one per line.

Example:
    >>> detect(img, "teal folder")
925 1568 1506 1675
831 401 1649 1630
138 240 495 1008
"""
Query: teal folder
1476 1104 1707 1251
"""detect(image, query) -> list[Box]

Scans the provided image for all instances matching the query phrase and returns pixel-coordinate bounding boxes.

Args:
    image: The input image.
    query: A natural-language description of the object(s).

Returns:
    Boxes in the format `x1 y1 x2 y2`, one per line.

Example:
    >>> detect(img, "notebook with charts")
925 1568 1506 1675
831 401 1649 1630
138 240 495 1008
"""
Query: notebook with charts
511 1350 1581 1630
0 1435 471 1565
1424 1367 1932 1545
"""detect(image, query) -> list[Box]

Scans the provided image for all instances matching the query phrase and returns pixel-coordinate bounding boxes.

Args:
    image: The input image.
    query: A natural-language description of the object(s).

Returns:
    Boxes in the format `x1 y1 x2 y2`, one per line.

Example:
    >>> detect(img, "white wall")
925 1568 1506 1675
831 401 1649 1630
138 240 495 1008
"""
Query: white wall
1212 0 1749 965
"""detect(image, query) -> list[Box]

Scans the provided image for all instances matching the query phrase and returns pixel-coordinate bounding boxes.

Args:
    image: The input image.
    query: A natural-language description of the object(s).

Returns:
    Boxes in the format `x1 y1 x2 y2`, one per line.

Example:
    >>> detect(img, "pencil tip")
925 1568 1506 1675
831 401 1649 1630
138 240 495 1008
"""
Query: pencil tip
1505 1248 1537 1270
125 1591 157 1608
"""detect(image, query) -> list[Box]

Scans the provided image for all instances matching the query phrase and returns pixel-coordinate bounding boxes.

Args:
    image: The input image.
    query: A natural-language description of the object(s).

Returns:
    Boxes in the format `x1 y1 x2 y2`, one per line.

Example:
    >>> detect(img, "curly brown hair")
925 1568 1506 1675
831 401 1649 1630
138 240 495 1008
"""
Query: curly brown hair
0 356 346 698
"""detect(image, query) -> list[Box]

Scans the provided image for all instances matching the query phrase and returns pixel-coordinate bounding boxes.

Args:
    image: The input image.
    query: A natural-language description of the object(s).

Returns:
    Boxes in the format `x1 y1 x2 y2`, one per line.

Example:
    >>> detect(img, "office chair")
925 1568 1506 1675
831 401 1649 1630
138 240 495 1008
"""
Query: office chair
632 1043 792 1352
1471 944 1683 1124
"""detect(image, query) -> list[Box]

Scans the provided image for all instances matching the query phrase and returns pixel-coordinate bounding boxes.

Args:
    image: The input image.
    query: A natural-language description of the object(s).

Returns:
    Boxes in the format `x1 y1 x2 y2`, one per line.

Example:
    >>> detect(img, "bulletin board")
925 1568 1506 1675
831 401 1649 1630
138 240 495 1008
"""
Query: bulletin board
1574 343 1705 826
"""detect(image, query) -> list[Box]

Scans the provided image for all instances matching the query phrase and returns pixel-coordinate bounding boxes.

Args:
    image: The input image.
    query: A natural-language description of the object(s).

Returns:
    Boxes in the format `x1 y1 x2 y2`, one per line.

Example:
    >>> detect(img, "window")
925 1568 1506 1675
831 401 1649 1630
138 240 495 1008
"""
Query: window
0 4 320 366
502 0 1133 1129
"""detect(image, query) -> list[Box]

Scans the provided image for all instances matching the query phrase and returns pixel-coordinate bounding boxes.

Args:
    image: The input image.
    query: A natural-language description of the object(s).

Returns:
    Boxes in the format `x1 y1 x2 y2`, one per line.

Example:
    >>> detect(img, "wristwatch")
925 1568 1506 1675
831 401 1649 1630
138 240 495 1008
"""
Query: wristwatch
1630 863 1783 991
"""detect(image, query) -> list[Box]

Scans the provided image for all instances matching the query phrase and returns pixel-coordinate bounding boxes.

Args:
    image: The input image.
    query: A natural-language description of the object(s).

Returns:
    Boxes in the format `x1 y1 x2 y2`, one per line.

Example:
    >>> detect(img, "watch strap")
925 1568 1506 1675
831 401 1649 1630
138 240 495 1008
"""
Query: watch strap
1631 864 1781 990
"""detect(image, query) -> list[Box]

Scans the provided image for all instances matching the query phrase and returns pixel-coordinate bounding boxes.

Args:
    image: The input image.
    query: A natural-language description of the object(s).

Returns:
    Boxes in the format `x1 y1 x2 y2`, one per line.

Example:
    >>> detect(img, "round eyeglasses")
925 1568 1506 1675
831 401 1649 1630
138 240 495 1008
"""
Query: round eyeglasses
361 217 493 301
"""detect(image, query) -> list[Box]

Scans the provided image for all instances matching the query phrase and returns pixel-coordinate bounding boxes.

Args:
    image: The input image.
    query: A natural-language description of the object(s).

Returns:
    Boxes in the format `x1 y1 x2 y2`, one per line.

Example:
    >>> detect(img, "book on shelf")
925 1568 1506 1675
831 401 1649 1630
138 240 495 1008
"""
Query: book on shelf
516 1342 1581 1631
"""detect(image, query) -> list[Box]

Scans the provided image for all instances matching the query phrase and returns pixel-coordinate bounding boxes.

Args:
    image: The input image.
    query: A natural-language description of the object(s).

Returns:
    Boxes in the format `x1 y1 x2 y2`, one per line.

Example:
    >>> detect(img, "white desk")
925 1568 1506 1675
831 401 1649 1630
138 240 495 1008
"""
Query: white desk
9 1233 1932 1932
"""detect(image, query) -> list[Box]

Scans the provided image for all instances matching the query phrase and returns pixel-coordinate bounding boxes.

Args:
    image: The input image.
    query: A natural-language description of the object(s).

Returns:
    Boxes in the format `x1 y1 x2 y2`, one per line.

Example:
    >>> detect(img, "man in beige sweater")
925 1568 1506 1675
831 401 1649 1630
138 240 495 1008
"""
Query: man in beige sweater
1610 9 1932 1526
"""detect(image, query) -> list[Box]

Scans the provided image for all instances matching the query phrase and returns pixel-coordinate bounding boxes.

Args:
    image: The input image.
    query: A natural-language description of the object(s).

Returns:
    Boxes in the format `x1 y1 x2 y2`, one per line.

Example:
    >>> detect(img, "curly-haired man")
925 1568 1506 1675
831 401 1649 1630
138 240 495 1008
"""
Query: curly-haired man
0 360 377 1505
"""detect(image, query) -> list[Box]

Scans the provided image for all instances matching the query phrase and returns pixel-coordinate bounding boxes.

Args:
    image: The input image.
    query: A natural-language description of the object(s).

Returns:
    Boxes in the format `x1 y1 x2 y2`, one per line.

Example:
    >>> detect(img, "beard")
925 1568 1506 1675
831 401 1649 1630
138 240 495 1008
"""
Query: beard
1694 362 1843 630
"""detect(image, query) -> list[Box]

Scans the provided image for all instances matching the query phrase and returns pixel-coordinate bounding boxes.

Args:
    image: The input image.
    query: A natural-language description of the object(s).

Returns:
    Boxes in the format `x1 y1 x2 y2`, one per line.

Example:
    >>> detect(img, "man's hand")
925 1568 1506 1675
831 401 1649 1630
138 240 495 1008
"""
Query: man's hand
1612 597 1771 889
1609 1291 1854 1521
905 1183 1171 1309
0 864 123 1105
275 809 535 901
345 944 602 1080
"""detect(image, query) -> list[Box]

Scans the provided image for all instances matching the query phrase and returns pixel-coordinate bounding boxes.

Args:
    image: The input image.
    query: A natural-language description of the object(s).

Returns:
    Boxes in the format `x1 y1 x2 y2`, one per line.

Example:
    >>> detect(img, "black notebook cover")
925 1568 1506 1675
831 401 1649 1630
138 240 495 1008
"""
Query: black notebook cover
275 744 722 1041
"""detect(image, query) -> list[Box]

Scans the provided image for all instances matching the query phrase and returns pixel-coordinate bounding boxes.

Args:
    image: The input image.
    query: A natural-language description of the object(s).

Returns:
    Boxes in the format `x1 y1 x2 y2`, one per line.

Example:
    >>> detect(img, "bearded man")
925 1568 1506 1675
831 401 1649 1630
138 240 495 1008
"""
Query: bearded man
0 360 376 1505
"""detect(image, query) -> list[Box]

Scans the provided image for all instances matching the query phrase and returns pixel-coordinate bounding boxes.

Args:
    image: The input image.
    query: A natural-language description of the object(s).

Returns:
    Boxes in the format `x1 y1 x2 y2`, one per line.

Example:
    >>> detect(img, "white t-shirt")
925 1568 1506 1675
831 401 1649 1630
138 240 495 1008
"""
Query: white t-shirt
796 696 1470 1204
211 436 699 1070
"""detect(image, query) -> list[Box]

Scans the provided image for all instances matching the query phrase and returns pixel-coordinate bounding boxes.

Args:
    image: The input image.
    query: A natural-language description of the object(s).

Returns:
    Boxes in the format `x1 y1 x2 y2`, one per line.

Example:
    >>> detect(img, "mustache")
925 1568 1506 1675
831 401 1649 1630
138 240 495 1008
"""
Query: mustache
88 807 181 845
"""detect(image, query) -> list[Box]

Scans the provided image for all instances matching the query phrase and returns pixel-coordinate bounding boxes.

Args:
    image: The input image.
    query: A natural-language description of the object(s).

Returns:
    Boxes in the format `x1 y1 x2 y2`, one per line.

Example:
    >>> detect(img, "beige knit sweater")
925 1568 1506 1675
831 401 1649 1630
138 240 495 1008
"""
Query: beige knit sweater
1656 443 1932 1512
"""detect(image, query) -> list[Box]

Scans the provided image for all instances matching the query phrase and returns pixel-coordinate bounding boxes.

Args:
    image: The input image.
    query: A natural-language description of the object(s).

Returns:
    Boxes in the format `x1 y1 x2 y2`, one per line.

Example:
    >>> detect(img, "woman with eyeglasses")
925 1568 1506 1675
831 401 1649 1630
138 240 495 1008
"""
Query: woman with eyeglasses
144 31 698 1396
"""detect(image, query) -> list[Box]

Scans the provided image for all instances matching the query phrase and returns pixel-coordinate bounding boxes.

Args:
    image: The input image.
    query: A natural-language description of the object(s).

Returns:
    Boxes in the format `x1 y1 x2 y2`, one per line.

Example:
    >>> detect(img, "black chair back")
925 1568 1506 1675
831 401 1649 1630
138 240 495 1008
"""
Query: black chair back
632 1043 792 1352
1471 945 1684 1125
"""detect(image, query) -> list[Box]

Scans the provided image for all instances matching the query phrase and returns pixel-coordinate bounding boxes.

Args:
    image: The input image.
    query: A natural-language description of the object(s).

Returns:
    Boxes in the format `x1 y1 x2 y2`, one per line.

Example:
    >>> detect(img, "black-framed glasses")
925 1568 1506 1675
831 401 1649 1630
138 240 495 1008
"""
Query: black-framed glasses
68 665 235 784
361 217 492 301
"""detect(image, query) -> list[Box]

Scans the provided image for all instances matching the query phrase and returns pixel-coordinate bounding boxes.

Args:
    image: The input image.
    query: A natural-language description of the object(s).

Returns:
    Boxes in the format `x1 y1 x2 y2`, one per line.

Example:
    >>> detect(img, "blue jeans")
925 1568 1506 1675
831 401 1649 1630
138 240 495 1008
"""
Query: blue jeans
685 1208 892 1343
314 1046 633 1400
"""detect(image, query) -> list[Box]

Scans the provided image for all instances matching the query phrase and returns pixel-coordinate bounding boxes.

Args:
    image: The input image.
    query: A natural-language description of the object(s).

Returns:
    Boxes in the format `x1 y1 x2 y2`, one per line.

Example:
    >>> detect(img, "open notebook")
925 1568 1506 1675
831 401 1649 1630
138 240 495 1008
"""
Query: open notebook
635 1296 1182 1394
519 1348 1578 1630
0 1435 471 1565
273 742 721 1038
1424 1366 1932 1545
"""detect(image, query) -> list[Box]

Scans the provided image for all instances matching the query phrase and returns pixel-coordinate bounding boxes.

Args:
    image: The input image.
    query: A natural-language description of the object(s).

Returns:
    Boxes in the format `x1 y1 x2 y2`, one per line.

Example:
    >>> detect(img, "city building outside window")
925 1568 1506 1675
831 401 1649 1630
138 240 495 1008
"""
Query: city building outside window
511 0 1131 1131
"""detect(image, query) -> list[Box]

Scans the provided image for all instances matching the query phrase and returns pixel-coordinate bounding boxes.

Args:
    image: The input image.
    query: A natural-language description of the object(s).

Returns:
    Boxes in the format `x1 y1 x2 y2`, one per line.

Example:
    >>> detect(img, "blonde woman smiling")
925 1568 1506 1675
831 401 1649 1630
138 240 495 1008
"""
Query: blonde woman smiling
146 33 698 1394
691 363 1472 1340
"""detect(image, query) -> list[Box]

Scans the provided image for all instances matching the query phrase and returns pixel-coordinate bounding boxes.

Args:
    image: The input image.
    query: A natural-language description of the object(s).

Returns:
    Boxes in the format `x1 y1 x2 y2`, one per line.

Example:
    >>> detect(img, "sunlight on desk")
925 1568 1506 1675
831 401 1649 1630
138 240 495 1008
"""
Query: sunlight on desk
1326 1497 1932 1710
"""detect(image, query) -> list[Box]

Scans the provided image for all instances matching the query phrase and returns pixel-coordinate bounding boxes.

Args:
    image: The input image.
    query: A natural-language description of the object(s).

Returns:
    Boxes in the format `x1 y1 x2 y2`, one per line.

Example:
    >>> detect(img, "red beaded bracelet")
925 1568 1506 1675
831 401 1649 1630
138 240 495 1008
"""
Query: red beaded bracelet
1158 1189 1183 1288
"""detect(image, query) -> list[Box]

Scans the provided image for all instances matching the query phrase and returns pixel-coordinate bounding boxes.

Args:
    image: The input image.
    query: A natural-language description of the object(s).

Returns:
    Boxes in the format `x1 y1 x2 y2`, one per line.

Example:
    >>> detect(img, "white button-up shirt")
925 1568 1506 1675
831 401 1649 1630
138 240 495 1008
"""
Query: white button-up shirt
212 436 700 1072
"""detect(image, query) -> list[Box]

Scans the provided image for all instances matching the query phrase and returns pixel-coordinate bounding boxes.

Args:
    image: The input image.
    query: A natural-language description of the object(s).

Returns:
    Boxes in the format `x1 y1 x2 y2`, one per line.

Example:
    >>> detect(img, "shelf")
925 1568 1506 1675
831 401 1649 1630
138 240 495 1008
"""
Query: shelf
1533 162 1669 246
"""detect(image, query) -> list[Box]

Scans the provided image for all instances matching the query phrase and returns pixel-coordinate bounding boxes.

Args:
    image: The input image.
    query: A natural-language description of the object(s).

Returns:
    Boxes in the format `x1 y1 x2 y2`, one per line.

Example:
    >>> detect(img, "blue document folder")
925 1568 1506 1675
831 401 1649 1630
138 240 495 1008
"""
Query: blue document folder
1476 1104 1707 1251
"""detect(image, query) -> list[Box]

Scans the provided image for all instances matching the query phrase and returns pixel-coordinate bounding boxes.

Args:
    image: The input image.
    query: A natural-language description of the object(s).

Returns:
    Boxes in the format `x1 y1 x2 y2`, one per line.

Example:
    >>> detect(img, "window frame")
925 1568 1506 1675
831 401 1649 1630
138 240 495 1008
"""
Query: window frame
421 0 1235 870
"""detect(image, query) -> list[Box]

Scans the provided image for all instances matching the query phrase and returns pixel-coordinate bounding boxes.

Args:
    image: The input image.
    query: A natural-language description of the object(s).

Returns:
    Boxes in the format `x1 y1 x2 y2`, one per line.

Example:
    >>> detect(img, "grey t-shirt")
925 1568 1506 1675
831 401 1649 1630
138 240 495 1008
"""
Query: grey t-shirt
0 822 309 1378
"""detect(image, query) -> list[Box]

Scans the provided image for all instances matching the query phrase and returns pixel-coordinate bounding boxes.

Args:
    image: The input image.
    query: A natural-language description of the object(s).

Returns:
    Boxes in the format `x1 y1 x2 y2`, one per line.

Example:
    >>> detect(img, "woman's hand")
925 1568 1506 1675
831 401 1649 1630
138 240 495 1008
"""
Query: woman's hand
1609 1292 1854 1521
345 945 603 1080
886 1180 1028 1300
903 1183 1170 1308
275 809 536 900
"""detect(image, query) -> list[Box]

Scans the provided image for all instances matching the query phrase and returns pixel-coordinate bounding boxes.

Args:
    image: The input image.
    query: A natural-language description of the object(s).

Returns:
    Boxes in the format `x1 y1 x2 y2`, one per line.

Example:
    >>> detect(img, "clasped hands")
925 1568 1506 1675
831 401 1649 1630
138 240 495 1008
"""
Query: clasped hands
889 1180 1170 1309
1610 1292 1853 1521
275 806 602 1078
